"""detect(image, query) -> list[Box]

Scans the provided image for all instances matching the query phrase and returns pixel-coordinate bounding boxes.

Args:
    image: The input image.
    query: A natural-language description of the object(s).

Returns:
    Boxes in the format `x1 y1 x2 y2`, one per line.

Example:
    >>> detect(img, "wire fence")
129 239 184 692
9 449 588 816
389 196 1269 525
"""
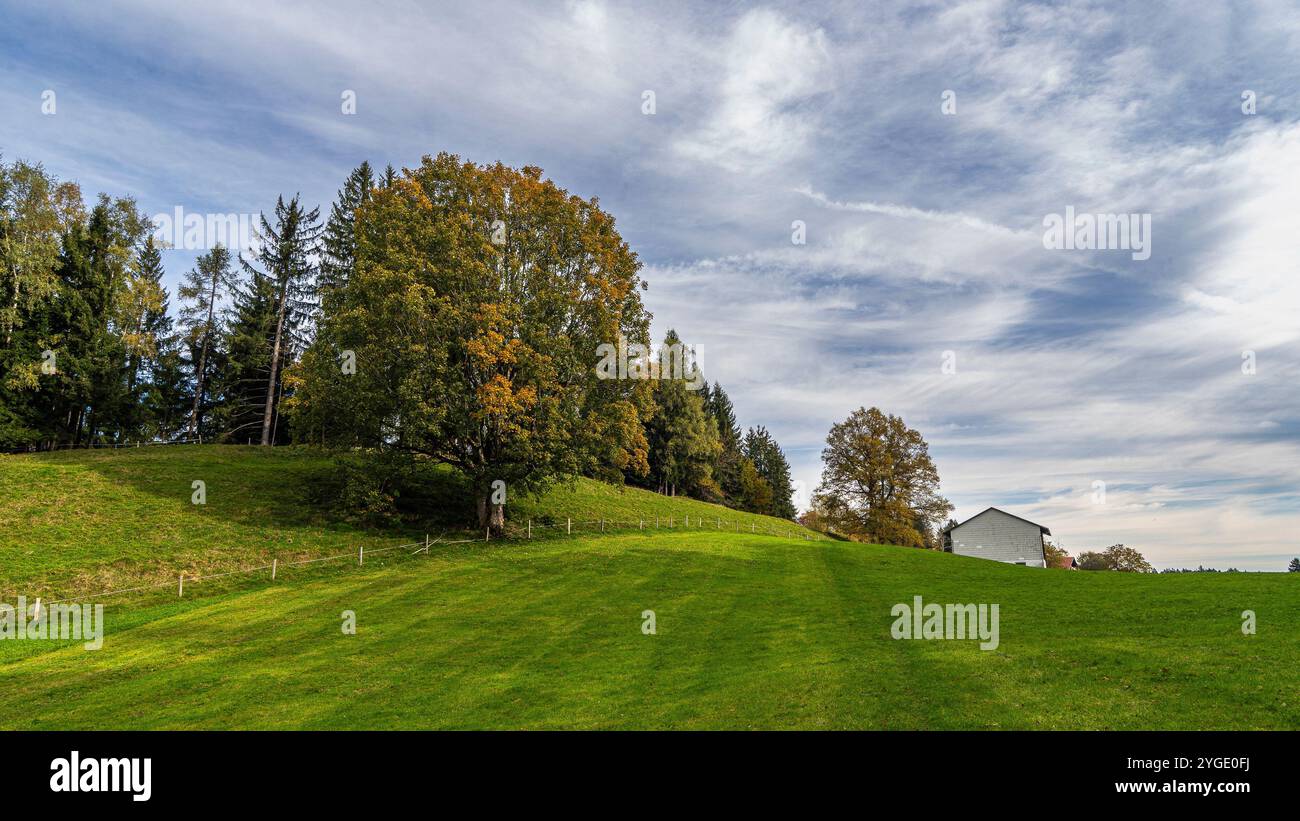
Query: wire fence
21 511 823 610
5 438 204 454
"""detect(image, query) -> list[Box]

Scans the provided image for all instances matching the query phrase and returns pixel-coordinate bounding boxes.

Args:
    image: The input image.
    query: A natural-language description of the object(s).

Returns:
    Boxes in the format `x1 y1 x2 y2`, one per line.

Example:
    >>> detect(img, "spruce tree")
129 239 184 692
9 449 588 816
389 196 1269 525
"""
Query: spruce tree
177 244 236 439
319 161 374 297
212 269 279 443
238 195 321 445
744 425 796 518
645 330 721 499
116 235 169 439
705 381 745 503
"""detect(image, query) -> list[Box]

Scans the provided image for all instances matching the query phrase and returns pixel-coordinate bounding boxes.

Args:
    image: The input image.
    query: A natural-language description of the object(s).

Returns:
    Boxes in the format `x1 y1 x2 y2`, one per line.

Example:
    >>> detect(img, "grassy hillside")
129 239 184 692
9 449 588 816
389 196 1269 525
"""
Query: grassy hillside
1 447 1297 730
0 445 814 602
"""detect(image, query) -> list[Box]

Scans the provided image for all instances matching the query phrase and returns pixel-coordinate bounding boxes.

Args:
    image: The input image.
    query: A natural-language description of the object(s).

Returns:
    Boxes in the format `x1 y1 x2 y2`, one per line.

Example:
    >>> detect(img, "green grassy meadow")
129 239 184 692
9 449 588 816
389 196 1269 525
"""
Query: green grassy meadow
0 447 1296 729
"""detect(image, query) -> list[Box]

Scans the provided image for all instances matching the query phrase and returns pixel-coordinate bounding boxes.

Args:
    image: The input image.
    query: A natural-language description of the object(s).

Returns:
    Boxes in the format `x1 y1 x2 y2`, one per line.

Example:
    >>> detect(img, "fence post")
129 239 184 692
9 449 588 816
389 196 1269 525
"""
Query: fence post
527 519 532 539
178 574 184 597
271 558 277 580
669 516 673 528
639 517 643 530
485 527 490 542
717 516 720 529
32 597 41 622
425 533 430 553
685 514 689 527
600 518 605 532
655 515 659 528
751 523 755 533
567 517 571 535
359 545 364 565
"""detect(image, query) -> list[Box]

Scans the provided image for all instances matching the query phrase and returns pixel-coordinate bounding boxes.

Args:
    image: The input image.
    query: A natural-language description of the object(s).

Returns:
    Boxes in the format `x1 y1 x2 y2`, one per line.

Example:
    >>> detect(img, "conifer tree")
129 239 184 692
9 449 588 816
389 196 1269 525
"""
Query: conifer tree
177 244 236 439
646 330 721 500
744 425 796 518
116 235 169 438
705 381 745 502
238 195 321 445
319 161 374 297
213 266 280 443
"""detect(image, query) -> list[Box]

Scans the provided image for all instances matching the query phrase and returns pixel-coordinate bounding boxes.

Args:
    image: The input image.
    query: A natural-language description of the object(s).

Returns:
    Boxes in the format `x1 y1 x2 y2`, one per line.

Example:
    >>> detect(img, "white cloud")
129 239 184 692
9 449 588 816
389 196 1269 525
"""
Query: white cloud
673 9 833 172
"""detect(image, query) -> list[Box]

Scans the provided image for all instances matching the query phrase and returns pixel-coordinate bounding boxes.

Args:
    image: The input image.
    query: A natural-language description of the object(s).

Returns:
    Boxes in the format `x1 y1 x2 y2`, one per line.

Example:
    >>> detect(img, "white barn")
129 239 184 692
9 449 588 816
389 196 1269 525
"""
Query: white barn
942 508 1051 567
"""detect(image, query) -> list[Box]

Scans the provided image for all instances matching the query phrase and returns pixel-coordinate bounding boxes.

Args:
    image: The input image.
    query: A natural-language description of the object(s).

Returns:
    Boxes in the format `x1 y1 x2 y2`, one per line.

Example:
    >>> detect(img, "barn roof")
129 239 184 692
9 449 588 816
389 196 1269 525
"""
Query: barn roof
942 507 1051 536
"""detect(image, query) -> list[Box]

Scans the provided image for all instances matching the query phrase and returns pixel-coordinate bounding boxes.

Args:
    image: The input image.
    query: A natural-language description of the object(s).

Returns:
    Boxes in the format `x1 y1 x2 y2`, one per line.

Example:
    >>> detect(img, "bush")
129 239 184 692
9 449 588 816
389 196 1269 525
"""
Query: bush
307 450 470 529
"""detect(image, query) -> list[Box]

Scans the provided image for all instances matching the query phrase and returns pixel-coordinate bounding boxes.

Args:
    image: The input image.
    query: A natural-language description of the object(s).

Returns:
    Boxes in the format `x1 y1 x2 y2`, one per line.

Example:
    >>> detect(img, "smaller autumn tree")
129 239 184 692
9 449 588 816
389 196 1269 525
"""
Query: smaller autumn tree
1042 538 1070 568
1104 544 1153 572
813 407 953 547
1078 544 1153 572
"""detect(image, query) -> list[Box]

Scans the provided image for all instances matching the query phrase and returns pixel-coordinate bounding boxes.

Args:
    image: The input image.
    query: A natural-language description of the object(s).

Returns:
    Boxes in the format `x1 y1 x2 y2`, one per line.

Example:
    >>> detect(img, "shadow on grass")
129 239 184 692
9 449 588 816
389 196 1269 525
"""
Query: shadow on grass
67 444 481 536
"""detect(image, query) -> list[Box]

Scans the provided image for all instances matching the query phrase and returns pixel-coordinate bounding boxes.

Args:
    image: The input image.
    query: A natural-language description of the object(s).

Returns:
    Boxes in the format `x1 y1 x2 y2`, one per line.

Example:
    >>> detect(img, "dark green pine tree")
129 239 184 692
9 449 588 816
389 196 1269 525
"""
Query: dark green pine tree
120 236 176 440
143 326 192 442
645 330 721 500
318 161 374 298
58 197 149 445
705 381 745 503
211 268 280 444
381 164 397 189
40 218 101 446
177 244 237 440
238 195 321 445
1289 557 1300 573
132 238 194 441
744 425 796 518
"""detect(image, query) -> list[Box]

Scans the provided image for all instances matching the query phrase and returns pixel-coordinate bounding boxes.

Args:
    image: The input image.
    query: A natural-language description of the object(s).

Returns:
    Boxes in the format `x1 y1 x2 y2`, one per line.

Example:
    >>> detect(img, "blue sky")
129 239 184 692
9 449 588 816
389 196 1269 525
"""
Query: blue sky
2 0 1298 568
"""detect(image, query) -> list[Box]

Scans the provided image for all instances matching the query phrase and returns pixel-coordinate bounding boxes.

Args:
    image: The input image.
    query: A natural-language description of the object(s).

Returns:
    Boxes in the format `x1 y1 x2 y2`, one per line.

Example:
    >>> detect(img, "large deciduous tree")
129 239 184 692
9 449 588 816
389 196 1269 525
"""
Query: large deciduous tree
299 153 651 531
813 407 952 546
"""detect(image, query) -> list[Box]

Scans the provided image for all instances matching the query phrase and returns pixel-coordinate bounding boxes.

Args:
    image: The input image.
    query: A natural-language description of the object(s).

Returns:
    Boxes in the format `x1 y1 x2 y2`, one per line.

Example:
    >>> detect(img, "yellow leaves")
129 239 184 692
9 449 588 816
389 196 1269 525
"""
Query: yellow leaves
4 359 42 392
477 374 536 436
465 303 533 371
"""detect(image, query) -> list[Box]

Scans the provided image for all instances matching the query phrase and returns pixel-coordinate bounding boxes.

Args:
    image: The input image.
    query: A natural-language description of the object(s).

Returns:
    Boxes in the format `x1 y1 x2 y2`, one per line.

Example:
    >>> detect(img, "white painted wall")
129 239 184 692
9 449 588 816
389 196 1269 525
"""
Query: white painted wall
949 509 1046 567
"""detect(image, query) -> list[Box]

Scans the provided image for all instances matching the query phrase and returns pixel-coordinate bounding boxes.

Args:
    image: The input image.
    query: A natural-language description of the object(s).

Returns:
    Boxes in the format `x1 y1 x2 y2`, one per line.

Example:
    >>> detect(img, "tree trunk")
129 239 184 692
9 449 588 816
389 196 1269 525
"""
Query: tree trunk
260 281 288 446
476 490 505 534
187 276 219 440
